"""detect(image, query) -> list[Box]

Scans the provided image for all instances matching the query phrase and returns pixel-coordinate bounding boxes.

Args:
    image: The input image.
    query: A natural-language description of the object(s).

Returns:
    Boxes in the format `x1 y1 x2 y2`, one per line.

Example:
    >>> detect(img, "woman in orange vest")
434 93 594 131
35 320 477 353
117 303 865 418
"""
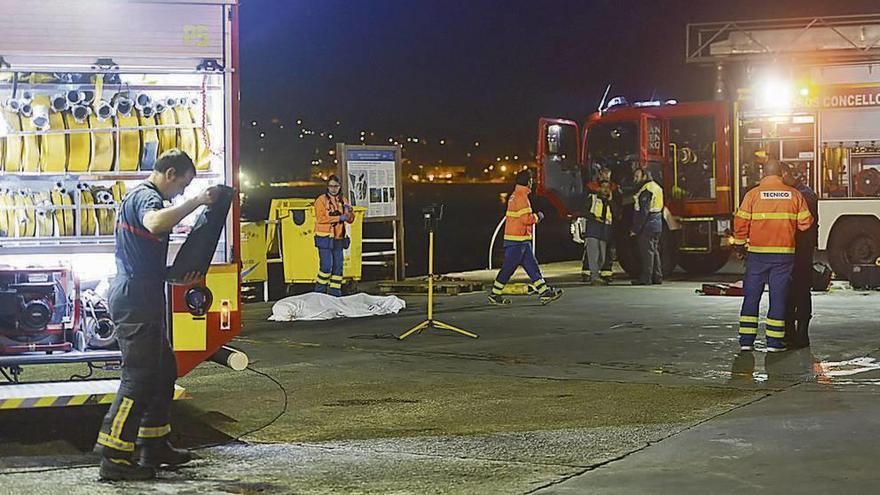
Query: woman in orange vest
314 175 354 296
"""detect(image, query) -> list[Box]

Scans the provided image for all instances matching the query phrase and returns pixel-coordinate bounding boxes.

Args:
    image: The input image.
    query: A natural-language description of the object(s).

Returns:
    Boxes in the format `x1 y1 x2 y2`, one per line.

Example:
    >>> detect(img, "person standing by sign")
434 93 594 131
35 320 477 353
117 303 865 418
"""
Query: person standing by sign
732 160 813 352
630 168 664 285
314 175 353 296
489 169 563 305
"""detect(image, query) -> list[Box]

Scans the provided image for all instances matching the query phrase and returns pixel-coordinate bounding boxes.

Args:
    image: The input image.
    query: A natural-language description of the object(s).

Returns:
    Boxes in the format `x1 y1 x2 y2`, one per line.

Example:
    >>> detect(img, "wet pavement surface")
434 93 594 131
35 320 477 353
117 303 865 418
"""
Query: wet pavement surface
2 261 879 493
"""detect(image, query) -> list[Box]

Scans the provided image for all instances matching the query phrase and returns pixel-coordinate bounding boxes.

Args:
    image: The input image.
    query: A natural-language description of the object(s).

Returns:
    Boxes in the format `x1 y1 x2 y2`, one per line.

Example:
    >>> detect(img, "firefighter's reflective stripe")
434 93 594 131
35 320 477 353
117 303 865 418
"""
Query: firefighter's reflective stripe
503 185 537 242
110 397 134 439
589 196 612 224
314 193 351 239
138 424 172 439
748 245 796 254
733 176 812 254
97 432 135 452
634 181 663 213
739 315 759 335
765 317 786 339
506 207 532 218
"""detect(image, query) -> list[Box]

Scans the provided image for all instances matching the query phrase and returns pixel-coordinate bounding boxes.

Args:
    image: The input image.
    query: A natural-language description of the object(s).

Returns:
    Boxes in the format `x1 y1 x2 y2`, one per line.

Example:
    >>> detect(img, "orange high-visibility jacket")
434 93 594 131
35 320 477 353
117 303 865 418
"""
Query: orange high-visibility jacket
504 184 538 242
733 176 813 254
314 193 353 240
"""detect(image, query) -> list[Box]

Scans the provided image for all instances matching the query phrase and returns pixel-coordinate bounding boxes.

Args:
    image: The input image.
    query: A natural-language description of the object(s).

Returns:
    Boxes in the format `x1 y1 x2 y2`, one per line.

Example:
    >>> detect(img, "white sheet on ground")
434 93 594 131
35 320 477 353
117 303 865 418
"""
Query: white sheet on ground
268 292 406 322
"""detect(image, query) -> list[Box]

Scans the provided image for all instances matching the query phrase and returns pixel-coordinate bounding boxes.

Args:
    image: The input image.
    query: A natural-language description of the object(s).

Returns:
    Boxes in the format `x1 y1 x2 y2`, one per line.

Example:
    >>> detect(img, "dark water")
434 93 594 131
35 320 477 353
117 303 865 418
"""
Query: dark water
243 183 582 278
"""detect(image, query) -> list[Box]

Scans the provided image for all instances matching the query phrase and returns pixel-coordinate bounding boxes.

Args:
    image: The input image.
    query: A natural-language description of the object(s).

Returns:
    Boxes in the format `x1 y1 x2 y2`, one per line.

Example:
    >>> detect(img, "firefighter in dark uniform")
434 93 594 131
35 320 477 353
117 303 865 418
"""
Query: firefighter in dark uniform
96 149 219 481
782 164 819 349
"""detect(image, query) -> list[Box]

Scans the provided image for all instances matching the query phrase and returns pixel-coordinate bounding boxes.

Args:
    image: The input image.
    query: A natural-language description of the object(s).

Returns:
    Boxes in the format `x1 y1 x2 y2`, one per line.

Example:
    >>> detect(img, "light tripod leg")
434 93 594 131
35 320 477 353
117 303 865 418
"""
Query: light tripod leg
433 320 479 339
398 319 431 340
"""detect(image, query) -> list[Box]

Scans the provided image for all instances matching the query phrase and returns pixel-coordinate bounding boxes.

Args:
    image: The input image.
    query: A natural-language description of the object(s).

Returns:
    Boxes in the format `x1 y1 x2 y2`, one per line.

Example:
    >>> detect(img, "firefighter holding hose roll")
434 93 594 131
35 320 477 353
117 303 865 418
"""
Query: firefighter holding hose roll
95 150 219 481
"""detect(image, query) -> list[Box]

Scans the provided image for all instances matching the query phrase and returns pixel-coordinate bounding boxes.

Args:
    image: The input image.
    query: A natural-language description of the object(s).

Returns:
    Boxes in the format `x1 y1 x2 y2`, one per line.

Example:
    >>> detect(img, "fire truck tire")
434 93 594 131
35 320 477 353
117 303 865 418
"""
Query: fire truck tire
827 216 880 279
678 250 731 275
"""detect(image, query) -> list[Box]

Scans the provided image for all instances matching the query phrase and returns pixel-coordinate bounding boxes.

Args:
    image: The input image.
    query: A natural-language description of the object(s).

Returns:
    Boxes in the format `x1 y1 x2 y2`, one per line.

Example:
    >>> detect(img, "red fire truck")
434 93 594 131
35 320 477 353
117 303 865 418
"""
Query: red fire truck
0 0 243 408
537 14 880 279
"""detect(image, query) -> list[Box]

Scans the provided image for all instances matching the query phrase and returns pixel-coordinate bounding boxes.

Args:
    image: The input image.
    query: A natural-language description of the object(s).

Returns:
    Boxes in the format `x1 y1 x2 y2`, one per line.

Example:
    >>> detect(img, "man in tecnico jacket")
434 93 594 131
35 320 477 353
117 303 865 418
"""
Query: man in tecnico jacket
733 160 813 352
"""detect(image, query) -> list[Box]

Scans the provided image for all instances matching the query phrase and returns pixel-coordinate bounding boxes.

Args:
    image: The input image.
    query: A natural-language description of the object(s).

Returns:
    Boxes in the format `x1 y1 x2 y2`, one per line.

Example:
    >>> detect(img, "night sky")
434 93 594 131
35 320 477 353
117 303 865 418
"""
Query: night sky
240 0 880 179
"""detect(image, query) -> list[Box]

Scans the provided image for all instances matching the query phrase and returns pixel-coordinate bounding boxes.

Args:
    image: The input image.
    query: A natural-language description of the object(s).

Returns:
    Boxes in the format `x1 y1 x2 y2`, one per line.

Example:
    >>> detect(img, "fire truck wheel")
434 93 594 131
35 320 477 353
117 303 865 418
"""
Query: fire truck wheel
828 217 880 279
678 250 731 275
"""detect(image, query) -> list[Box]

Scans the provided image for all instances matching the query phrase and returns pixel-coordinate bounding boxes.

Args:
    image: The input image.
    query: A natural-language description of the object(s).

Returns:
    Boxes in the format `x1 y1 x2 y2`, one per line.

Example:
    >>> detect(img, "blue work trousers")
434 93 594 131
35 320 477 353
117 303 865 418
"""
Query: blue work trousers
739 252 794 347
315 238 345 296
492 241 549 296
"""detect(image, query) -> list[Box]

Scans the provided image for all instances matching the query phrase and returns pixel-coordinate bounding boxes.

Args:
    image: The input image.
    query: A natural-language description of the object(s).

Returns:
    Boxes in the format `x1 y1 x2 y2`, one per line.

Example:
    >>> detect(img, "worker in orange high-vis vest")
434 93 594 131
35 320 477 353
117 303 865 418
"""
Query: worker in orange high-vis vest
314 175 354 296
489 169 563 306
733 159 813 352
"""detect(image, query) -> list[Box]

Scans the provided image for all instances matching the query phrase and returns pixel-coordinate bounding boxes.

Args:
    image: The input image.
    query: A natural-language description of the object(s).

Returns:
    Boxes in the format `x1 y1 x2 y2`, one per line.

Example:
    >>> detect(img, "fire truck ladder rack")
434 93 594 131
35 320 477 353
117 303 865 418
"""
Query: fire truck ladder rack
686 14 880 65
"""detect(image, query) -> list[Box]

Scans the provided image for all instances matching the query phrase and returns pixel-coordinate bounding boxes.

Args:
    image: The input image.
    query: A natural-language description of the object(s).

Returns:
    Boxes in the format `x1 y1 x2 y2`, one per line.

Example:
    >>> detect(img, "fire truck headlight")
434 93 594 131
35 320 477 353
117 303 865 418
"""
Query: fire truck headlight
757 78 793 110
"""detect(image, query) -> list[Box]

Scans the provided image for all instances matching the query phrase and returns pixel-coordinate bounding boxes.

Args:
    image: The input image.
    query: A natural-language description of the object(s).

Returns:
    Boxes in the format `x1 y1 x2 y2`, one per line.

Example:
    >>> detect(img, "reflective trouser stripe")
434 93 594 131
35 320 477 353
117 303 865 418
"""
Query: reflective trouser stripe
599 271 613 277
739 315 759 335
329 282 342 289
532 278 548 294
138 424 171 439
110 397 133 439
766 317 785 338
97 432 135 452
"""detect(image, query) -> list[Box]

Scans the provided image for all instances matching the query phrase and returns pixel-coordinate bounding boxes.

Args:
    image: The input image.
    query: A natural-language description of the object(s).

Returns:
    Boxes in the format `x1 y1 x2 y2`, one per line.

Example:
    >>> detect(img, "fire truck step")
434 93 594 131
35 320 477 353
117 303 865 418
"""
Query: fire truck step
0 379 185 410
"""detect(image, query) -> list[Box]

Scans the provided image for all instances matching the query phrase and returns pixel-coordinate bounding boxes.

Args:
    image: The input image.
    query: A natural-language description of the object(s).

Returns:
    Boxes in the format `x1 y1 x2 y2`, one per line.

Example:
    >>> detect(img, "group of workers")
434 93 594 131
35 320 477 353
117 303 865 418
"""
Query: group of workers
96 143 817 481
479 152 818 355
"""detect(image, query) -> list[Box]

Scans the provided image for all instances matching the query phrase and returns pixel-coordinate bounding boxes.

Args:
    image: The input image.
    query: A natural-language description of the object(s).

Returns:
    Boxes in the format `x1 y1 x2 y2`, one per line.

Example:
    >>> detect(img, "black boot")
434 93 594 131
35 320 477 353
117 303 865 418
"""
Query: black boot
797 319 811 348
99 456 156 481
138 438 194 468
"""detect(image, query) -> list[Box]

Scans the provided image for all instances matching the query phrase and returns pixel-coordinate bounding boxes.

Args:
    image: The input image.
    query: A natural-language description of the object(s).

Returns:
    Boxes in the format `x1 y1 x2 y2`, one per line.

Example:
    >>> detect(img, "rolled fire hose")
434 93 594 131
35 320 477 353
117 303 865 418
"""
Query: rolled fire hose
115 96 141 171
175 99 198 161
19 103 40 173
209 345 249 371
1 190 15 237
0 190 10 237
2 104 22 172
15 190 36 237
66 105 92 172
59 185 74 236
157 99 179 155
139 105 159 170
34 194 53 237
50 186 66 237
76 183 96 236
88 101 115 172
92 186 116 235
34 95 68 172
84 315 117 349
66 90 85 107
135 93 152 111
192 98 211 170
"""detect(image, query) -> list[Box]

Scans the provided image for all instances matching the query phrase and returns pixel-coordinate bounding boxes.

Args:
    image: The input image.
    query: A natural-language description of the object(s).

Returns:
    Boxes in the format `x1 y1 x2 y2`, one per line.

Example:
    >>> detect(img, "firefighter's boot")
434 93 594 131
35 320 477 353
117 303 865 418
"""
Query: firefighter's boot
540 288 563 305
138 438 193 468
99 457 156 481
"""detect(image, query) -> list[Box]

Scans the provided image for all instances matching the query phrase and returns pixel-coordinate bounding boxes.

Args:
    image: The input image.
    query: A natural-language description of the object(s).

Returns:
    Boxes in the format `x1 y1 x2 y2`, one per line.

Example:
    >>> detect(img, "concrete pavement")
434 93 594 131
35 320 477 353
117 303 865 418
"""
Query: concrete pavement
1 262 879 493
